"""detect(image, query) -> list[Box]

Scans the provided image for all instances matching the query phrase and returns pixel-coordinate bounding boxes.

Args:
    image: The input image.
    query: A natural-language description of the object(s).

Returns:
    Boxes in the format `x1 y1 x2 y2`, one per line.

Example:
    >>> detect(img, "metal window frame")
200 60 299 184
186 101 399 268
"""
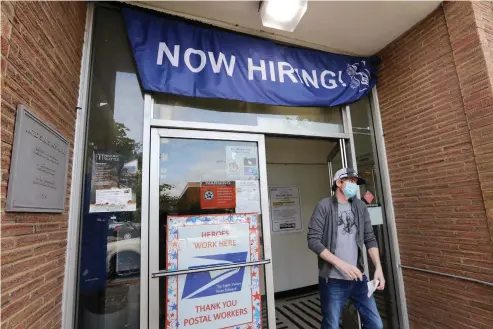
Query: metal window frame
369 87 409 329
150 98 350 140
148 127 277 329
61 4 95 329
140 94 153 328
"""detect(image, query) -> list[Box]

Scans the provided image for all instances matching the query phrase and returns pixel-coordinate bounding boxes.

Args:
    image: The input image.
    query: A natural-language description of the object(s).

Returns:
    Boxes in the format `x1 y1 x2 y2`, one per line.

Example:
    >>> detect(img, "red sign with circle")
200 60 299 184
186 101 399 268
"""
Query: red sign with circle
200 181 236 210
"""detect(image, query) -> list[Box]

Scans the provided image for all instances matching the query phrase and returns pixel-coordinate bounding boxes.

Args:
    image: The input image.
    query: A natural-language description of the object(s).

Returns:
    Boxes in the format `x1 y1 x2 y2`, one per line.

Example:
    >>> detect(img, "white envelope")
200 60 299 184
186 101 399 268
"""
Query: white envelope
367 280 380 298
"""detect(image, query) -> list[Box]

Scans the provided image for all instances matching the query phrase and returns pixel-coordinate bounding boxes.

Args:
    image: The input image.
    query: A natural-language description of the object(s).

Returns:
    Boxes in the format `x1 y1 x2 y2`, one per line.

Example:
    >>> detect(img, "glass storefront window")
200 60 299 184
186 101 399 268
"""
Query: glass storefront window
73 4 398 329
76 6 143 329
153 93 344 135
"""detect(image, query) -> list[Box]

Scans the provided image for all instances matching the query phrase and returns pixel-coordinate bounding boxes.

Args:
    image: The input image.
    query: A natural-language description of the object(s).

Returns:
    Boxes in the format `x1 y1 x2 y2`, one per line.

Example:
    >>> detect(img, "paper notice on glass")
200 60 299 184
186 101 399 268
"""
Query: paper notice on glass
269 186 302 233
235 180 261 214
367 280 380 298
89 151 138 213
91 188 136 212
226 146 258 179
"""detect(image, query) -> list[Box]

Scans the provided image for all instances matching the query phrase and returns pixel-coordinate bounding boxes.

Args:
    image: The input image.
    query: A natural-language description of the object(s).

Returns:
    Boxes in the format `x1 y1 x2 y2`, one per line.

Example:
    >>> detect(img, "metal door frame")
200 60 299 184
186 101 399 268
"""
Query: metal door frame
148 128 276 329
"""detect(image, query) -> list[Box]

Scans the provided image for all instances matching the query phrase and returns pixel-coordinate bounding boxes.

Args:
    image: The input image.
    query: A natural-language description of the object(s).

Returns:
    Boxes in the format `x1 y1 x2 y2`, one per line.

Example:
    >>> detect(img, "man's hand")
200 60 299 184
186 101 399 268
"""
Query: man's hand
335 260 363 281
374 267 386 290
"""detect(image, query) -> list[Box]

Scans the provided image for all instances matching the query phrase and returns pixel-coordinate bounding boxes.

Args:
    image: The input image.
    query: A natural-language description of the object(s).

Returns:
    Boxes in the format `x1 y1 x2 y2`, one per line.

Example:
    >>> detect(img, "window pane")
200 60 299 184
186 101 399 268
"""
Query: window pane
158 138 264 271
154 93 344 135
157 137 269 329
350 96 372 131
350 96 399 329
76 7 143 329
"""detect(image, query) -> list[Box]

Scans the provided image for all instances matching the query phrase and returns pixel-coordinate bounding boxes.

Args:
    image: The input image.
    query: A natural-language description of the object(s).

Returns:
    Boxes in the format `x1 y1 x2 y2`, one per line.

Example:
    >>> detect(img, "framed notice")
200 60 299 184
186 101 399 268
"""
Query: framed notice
6 105 70 213
166 214 262 329
269 186 303 233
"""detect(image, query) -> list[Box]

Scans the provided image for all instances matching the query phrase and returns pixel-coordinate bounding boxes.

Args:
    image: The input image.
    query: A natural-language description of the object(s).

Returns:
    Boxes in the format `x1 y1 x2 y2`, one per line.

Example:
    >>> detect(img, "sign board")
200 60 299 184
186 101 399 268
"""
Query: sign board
122 8 379 107
200 181 236 210
269 186 303 233
6 105 70 213
166 214 262 329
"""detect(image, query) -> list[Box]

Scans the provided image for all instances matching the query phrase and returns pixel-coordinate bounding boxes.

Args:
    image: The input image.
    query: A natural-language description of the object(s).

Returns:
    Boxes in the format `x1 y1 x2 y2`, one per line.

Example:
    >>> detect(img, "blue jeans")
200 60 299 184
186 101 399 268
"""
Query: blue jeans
319 276 383 329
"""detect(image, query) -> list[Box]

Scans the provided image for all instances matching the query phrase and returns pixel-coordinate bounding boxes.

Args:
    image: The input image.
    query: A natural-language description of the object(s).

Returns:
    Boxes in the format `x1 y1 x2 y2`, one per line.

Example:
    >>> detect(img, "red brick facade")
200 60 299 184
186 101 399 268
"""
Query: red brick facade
445 1 493 246
378 2 493 328
1 2 86 329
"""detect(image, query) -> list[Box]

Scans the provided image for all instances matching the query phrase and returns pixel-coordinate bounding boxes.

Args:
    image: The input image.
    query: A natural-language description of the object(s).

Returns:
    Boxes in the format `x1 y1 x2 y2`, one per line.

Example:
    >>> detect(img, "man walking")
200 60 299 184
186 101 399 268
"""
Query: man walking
307 168 384 329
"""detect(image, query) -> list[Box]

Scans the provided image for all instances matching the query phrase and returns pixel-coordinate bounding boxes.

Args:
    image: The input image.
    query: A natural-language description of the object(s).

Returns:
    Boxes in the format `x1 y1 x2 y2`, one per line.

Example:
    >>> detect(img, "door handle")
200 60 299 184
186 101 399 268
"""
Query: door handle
151 259 271 278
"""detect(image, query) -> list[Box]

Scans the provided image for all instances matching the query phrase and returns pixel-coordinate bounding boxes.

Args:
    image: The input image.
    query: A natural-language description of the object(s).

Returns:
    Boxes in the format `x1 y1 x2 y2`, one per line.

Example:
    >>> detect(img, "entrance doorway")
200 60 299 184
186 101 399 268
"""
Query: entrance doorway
265 136 360 329
147 128 365 329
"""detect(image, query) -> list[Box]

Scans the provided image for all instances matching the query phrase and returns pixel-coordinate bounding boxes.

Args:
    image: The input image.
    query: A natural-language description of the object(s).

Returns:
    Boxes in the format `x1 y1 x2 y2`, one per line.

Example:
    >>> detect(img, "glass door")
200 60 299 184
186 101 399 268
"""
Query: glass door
149 128 275 329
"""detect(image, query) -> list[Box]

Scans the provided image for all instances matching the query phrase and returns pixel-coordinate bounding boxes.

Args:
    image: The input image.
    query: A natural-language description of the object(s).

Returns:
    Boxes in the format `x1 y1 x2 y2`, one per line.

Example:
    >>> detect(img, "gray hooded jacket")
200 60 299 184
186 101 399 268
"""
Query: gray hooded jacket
307 196 378 279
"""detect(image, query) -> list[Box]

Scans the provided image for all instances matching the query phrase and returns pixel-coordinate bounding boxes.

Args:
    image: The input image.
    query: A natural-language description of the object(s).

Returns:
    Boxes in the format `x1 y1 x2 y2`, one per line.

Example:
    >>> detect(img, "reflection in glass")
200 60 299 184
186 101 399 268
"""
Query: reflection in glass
76 7 143 329
154 93 344 135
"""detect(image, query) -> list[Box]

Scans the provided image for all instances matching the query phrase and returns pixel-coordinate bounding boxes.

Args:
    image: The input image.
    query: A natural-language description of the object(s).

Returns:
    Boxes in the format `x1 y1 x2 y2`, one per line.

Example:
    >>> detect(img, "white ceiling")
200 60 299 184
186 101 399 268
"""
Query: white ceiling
131 1 441 56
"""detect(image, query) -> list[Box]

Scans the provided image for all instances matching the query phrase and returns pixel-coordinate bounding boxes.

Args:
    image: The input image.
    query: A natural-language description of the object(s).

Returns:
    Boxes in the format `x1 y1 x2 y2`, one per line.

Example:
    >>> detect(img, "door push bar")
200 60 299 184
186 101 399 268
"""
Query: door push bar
151 259 271 278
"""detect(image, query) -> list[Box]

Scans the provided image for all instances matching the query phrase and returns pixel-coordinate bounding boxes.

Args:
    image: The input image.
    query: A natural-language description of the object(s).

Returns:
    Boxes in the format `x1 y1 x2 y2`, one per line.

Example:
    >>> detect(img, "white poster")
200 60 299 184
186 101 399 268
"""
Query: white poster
235 180 261 214
166 214 262 329
269 186 303 233
226 146 258 179
90 188 136 213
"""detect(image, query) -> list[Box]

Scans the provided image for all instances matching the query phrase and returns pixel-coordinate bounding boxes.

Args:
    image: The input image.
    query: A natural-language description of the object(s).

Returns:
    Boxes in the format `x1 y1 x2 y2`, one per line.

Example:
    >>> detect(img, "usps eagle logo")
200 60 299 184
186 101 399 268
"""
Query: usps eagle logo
346 60 371 93
182 252 248 300
203 190 214 201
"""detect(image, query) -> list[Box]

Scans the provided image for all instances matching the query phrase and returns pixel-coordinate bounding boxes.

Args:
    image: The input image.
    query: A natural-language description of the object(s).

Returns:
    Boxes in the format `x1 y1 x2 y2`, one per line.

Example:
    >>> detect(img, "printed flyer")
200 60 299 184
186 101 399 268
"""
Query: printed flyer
235 180 261 214
89 151 138 213
166 214 262 329
269 186 303 233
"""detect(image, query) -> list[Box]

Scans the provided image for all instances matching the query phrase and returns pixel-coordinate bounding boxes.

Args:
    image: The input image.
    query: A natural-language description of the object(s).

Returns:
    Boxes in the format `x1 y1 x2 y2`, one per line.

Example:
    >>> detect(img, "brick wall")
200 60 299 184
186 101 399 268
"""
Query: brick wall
378 2 493 328
447 0 493 246
1 2 86 329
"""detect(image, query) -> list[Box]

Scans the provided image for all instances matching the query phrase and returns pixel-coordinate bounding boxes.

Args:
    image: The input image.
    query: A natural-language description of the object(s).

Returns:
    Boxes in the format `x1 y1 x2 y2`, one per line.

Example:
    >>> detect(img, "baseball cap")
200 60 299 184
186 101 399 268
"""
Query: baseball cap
331 168 366 191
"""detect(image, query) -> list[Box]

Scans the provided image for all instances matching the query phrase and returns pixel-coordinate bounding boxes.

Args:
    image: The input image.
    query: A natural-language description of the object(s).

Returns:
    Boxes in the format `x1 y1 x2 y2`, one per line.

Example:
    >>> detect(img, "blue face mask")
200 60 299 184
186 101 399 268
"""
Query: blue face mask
342 182 358 199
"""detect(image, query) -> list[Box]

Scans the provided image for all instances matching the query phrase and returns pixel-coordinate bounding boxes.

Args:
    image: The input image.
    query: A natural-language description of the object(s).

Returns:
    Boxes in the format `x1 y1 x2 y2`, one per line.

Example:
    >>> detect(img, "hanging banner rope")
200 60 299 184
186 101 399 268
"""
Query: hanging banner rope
123 8 380 107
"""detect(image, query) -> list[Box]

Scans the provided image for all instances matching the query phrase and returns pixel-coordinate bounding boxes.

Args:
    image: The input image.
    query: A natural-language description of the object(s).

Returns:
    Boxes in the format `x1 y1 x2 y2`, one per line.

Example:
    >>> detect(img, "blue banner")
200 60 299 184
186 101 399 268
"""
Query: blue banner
122 8 380 107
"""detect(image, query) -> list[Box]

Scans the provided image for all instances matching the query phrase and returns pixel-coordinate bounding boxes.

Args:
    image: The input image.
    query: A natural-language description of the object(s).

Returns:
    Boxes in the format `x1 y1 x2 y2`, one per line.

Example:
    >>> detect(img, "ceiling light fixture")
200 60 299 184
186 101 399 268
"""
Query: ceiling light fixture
259 0 307 32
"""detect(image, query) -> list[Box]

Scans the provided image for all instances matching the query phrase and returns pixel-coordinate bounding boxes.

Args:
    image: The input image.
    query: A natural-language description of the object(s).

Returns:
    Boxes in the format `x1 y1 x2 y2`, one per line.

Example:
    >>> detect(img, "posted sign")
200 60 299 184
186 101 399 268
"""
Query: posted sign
200 181 236 210
166 214 262 329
